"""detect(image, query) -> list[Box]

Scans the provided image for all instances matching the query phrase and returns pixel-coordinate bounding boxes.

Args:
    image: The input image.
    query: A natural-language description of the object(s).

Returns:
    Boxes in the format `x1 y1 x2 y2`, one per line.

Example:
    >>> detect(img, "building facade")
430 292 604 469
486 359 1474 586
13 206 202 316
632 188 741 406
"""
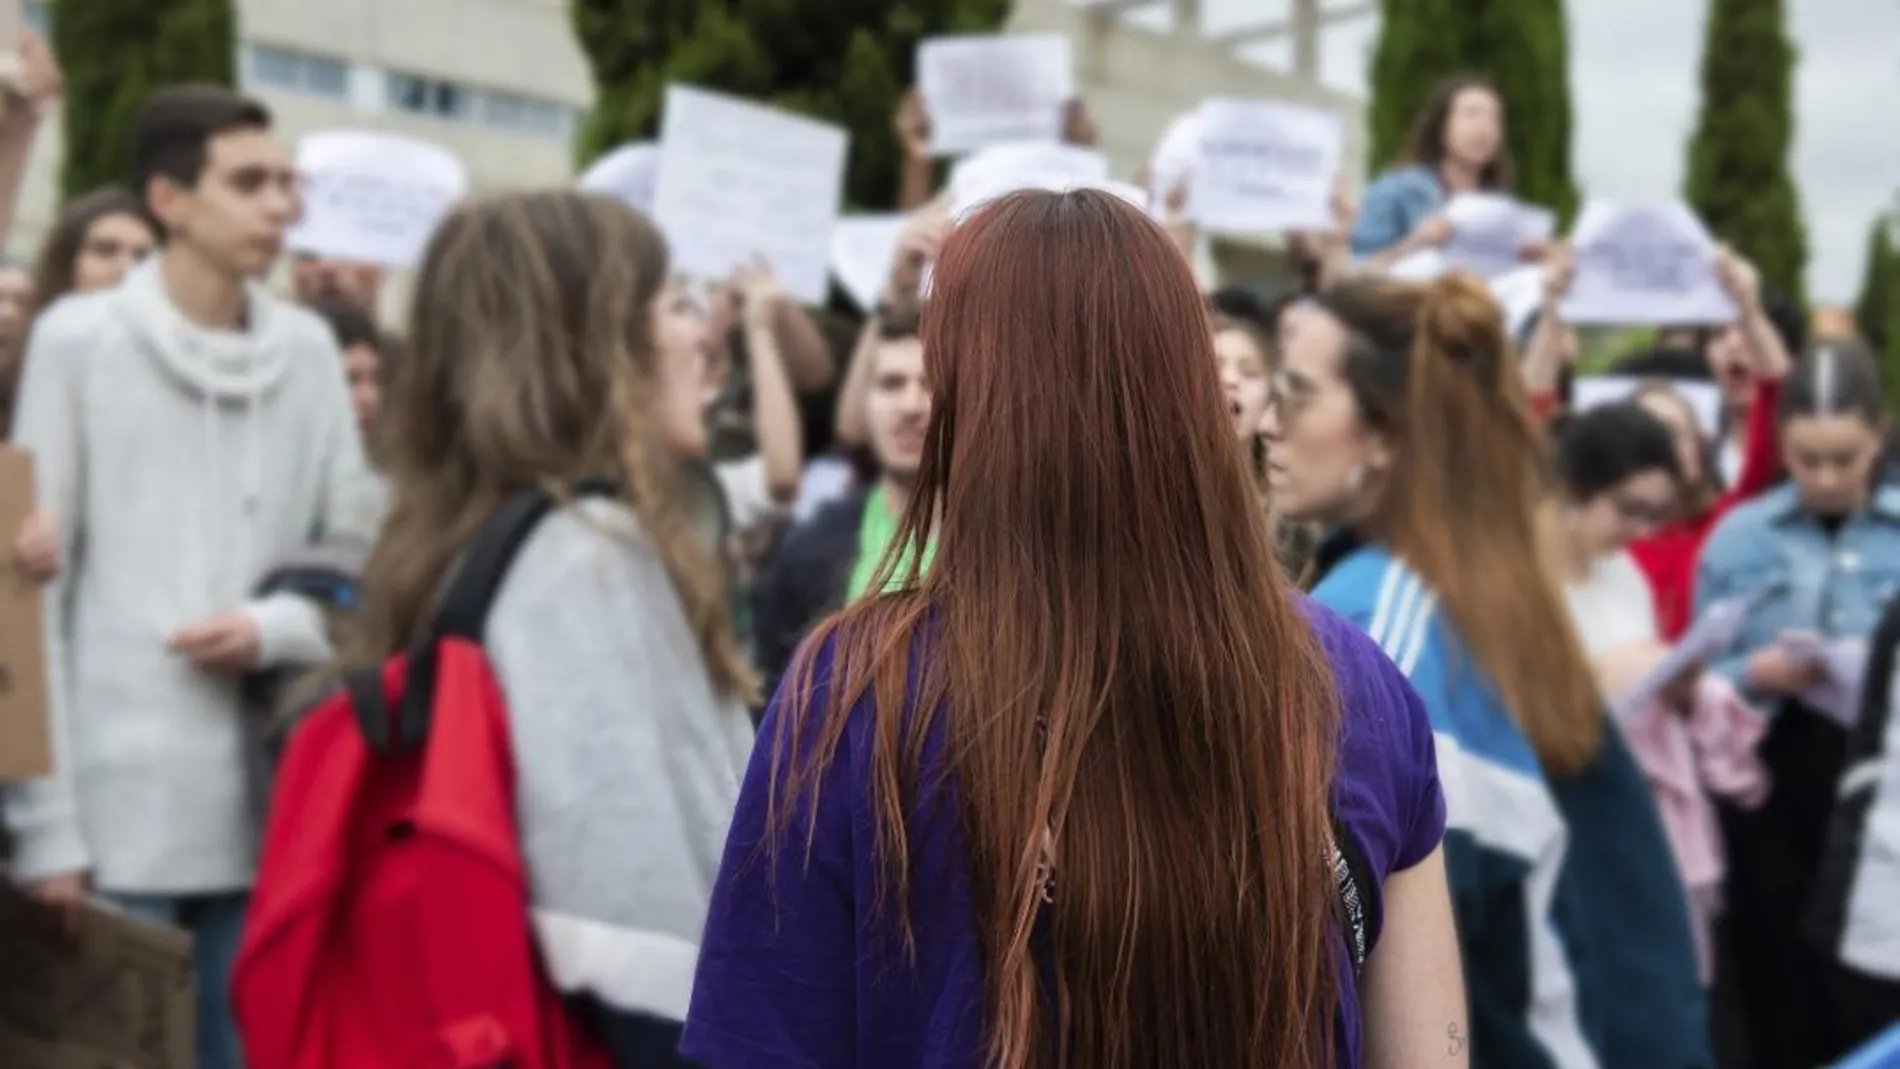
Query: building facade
8 0 593 278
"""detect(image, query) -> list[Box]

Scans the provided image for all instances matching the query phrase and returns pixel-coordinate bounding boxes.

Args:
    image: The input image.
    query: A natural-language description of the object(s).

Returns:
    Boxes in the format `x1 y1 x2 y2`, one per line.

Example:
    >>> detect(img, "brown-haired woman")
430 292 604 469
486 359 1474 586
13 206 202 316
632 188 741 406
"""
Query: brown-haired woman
1349 73 1514 269
684 189 1463 1069
344 190 755 1067
1265 273 1712 1069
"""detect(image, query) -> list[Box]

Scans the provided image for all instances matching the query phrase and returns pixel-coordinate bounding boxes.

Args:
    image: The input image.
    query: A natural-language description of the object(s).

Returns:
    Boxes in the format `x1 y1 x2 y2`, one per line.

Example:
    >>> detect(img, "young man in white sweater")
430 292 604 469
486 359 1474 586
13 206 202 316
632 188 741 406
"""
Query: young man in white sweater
4 85 372 1069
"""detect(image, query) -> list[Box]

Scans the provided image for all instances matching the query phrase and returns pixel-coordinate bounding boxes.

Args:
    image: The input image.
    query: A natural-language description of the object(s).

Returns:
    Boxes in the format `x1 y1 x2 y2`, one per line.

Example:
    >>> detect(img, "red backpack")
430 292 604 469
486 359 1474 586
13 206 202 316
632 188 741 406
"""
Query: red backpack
232 484 616 1069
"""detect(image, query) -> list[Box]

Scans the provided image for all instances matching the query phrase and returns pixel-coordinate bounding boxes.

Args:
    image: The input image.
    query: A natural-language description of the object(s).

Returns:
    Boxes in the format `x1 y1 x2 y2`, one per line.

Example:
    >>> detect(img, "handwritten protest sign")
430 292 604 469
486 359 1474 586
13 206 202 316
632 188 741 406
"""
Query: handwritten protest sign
0 445 46 783
1188 99 1343 233
286 130 468 270
651 86 847 304
1441 193 1556 279
0 889 194 1069
830 215 909 312
917 34 1072 156
578 141 660 215
1559 201 1737 325
1611 594 1755 719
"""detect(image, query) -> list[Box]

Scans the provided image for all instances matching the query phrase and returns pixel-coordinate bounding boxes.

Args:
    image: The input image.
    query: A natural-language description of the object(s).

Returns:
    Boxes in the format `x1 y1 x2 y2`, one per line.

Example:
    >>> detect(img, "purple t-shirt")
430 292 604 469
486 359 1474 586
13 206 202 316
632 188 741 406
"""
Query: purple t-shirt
681 598 1446 1068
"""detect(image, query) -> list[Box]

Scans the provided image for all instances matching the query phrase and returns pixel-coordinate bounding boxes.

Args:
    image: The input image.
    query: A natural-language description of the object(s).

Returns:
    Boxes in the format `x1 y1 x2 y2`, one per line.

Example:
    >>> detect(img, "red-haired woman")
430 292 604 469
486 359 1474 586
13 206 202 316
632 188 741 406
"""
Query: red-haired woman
682 190 1464 1069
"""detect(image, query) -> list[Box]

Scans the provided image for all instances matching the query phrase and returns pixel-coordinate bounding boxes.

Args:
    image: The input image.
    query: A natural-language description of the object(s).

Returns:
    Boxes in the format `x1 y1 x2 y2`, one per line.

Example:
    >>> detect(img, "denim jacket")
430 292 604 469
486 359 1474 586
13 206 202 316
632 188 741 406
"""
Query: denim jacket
1349 164 1444 259
1694 481 1900 699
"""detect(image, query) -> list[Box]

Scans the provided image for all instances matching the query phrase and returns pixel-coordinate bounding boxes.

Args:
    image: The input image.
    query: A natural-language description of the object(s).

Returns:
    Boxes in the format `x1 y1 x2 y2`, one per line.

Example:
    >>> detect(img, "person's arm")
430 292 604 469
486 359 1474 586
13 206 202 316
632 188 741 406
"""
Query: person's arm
0 29 60 246
894 89 934 211
833 314 881 451
4 305 91 895
1363 846 1469 1069
1728 377 1783 504
1520 244 1574 404
1350 170 1447 267
768 299 834 395
734 263 804 505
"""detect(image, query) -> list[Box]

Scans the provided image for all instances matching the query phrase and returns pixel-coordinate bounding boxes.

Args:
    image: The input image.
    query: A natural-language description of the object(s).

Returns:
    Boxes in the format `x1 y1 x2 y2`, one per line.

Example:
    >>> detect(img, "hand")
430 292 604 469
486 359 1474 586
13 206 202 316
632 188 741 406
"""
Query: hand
885 198 951 303
1328 173 1358 233
1061 98 1099 148
9 29 62 122
27 871 87 938
1409 214 1452 250
1745 645 1826 696
1518 237 1554 262
12 509 59 582
1659 660 1705 711
1541 241 1575 302
1162 175 1191 225
894 88 931 161
730 256 784 328
1714 244 1761 312
168 611 263 674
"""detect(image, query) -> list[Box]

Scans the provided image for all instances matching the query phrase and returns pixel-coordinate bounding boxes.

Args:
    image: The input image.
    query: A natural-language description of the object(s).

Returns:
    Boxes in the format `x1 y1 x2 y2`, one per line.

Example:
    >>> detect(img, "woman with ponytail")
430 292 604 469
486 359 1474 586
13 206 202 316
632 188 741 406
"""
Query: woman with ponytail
685 190 1465 1069
1264 272 1711 1069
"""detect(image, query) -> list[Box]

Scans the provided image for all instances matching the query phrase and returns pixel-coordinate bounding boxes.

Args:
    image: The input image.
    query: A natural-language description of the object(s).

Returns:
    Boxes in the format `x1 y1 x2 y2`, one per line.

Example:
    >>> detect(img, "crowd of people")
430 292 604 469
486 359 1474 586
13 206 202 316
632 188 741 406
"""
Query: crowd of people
1 21 1898 1069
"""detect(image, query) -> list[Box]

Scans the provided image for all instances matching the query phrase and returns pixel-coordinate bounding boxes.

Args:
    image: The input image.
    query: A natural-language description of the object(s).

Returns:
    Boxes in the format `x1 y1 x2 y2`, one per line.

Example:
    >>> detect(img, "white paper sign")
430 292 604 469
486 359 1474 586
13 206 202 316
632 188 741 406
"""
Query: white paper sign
1442 193 1556 279
651 86 848 303
918 34 1072 156
1572 375 1724 437
1778 632 1870 728
578 141 660 215
830 214 908 312
1613 595 1755 718
287 130 469 269
947 141 1112 219
1188 99 1344 233
1560 201 1738 326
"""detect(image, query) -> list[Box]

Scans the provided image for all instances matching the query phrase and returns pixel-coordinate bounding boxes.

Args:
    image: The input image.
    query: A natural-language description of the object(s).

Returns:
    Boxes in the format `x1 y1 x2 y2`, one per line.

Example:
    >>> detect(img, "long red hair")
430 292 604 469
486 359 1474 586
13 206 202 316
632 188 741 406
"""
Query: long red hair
773 190 1341 1068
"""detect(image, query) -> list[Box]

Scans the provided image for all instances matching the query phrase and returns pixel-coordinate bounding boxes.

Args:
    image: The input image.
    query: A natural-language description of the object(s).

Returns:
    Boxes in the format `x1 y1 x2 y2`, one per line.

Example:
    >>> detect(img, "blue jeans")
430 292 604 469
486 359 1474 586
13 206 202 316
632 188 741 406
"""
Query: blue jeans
109 890 249 1069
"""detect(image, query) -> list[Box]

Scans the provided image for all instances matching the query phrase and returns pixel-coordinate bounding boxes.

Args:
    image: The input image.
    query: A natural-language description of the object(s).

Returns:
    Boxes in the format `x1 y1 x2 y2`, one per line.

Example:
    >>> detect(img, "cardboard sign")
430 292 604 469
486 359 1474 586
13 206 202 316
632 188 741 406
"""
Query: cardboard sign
1559 200 1737 325
0 445 47 783
1189 98 1344 233
0 888 195 1069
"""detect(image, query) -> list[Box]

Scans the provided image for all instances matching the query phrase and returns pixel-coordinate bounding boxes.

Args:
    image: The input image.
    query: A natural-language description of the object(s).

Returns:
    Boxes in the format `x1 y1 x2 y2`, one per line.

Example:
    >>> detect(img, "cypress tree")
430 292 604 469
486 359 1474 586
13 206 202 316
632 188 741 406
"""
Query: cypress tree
570 0 1010 212
1683 0 1807 307
1365 0 1580 220
1853 212 1894 352
52 0 239 200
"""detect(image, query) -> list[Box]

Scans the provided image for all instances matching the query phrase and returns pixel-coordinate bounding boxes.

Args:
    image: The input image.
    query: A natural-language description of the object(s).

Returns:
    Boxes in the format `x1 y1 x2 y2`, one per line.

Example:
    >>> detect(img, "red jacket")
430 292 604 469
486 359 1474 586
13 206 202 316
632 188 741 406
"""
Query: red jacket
1630 377 1784 639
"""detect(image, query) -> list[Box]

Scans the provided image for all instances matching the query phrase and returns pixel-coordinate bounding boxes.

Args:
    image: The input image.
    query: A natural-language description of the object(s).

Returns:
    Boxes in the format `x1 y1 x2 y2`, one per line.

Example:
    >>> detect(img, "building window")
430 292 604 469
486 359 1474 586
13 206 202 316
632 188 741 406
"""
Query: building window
387 72 470 120
479 89 575 139
244 45 349 100
22 1 48 35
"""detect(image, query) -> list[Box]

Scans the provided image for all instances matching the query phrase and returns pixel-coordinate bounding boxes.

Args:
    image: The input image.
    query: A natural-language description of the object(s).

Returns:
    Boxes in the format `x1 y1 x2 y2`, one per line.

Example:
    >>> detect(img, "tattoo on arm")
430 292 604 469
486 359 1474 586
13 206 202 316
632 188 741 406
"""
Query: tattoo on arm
1447 1022 1467 1057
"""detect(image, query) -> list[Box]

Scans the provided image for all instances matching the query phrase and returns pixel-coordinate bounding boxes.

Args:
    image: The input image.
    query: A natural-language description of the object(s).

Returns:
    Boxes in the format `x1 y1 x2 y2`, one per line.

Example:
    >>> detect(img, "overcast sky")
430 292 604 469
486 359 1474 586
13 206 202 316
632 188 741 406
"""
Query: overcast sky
1113 0 1900 304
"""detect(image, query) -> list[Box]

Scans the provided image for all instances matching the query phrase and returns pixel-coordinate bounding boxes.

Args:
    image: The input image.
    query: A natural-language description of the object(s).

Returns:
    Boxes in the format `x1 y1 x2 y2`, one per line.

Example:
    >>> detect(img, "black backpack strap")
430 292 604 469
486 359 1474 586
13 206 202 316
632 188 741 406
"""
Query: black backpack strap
378 478 620 753
1331 810 1371 980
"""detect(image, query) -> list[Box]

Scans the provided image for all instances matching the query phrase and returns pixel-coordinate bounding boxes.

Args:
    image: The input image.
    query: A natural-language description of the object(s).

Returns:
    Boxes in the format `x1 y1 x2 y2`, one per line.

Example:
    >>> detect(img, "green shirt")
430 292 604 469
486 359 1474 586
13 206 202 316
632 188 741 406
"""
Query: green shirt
847 484 936 600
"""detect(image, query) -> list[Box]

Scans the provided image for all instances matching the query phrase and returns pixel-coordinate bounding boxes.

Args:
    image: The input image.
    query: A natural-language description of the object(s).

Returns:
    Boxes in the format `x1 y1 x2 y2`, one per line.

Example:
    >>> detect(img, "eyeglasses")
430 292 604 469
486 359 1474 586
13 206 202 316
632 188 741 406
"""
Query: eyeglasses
1267 369 1318 418
1611 494 1675 527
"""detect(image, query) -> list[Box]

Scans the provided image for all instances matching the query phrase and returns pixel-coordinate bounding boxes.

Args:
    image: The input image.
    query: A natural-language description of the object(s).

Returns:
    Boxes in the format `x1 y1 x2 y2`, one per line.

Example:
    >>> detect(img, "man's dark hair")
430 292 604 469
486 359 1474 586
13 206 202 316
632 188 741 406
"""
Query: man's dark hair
130 84 273 196
877 296 922 342
305 294 380 354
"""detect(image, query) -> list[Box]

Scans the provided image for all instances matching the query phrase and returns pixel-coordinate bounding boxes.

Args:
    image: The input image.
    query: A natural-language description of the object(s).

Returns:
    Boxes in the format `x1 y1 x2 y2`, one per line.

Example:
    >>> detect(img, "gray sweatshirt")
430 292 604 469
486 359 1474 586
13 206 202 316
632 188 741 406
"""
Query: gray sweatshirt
487 498 755 1026
4 258 375 893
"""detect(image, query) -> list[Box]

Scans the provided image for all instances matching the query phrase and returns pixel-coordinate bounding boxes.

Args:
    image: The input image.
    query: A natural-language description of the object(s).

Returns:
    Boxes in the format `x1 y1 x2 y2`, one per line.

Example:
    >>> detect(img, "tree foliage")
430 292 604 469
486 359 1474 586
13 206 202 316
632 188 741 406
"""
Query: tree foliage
571 0 1010 211
1855 210 1900 402
52 0 238 200
1366 0 1579 220
1684 0 1807 307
